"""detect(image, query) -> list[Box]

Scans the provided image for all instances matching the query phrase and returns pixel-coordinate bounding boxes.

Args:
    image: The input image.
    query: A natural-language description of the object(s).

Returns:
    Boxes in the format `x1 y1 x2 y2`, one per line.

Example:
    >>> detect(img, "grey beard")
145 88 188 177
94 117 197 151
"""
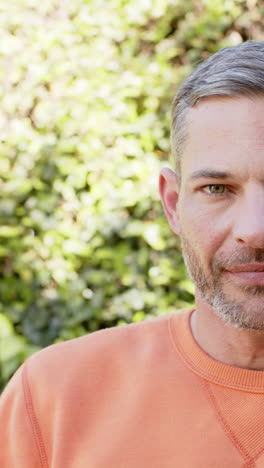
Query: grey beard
180 235 264 331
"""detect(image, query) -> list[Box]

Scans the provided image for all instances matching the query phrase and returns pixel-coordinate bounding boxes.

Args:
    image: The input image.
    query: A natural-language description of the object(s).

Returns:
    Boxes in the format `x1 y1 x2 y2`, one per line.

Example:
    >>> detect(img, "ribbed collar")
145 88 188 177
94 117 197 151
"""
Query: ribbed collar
169 309 264 393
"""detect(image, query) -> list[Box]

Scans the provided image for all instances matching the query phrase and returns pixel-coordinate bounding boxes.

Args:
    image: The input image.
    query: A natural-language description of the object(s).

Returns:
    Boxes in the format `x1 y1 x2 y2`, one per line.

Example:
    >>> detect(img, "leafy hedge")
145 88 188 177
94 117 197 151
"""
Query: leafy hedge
0 0 262 390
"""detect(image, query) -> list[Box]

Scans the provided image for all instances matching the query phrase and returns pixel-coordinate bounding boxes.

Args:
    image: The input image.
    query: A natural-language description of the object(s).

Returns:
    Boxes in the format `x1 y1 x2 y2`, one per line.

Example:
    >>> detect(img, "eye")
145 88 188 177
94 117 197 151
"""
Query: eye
203 184 226 194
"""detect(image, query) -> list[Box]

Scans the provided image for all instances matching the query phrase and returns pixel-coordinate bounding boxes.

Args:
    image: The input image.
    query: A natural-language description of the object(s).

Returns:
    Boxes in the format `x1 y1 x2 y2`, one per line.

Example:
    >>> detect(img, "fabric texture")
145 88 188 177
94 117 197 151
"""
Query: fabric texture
1 309 264 468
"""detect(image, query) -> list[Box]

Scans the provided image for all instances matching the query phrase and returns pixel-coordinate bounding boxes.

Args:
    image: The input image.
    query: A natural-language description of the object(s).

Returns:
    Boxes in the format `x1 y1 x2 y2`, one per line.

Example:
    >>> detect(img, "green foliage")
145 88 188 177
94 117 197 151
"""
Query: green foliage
0 0 261 390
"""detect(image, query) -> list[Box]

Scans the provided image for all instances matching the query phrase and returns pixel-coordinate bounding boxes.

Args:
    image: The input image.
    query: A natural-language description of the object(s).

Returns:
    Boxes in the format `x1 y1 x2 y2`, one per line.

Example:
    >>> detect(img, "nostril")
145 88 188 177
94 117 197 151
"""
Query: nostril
235 233 264 249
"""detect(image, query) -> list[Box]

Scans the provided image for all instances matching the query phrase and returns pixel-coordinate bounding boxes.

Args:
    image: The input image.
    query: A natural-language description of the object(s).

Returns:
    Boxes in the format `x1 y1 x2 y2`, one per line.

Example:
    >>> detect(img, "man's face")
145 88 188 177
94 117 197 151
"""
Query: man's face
160 95 264 330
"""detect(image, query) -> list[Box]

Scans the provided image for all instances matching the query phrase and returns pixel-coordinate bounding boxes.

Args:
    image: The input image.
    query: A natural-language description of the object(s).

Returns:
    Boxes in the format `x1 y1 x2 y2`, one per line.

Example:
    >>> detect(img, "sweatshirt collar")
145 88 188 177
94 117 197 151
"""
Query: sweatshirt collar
169 309 264 393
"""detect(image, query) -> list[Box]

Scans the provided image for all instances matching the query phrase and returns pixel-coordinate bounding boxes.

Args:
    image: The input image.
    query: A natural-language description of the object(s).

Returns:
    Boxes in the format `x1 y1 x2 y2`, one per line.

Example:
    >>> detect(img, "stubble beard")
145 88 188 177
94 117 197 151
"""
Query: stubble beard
180 233 264 331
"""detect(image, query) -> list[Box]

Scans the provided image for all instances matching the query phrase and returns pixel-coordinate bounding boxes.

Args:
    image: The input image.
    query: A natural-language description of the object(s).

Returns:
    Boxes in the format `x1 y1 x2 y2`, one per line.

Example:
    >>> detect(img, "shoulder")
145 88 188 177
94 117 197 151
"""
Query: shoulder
0 309 190 467
29 313 169 361
24 313 174 394
17 309 192 412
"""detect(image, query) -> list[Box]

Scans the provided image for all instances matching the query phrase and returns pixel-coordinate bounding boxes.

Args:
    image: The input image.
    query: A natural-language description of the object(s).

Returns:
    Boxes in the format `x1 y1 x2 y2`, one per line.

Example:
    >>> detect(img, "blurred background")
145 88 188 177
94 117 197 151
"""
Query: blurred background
0 0 263 391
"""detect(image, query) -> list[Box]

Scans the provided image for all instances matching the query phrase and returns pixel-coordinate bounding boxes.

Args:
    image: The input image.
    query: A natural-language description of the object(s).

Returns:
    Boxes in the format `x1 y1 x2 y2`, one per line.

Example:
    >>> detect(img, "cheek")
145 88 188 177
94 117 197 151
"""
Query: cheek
179 201 224 260
179 199 208 236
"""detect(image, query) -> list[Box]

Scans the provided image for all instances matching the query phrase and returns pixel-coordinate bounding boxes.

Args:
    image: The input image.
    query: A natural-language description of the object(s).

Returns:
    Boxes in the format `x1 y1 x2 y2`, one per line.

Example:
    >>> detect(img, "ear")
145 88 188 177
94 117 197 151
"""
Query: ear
159 167 181 235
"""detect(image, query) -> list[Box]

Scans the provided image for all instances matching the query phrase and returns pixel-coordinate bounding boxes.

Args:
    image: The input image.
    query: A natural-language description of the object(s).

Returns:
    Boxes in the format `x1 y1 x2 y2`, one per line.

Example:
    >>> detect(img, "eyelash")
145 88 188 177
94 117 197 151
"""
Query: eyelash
201 184 228 196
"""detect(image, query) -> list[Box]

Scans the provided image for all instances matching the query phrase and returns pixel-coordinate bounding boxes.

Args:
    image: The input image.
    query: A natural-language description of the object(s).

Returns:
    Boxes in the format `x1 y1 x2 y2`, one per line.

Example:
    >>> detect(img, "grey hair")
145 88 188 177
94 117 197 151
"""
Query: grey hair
171 41 264 174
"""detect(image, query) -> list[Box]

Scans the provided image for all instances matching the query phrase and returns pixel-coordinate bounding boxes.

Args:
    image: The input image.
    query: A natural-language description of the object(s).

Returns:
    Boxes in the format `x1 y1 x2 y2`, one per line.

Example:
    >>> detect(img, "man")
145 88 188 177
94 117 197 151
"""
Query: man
1 40 264 468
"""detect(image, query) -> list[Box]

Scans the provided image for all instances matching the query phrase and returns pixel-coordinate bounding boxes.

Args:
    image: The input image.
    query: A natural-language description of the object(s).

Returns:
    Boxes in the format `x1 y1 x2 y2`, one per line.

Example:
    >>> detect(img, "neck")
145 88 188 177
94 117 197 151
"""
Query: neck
191 295 264 371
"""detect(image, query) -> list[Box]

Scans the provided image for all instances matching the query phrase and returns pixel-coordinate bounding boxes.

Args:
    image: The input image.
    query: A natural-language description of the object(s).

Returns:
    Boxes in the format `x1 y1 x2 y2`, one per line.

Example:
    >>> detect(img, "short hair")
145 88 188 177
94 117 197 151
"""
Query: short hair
171 41 264 174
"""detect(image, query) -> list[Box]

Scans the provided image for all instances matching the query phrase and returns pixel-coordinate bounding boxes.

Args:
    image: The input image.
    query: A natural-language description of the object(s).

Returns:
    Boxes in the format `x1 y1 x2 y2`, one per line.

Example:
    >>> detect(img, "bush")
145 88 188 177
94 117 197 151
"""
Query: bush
0 0 260 390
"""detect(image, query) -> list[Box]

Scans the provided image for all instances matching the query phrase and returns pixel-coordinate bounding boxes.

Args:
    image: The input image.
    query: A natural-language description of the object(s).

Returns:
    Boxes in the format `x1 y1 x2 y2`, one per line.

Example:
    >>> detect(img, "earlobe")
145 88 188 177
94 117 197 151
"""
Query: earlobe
159 167 181 235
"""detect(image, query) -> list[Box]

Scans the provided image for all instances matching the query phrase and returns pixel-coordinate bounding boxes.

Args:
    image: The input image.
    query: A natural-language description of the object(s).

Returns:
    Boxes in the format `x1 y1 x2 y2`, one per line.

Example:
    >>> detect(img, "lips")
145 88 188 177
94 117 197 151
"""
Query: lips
226 264 264 273
225 264 264 285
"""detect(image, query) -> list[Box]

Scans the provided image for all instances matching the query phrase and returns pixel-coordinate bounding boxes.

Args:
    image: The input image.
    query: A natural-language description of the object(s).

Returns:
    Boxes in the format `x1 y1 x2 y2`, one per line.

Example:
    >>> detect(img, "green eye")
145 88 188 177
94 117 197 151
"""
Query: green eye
206 184 226 194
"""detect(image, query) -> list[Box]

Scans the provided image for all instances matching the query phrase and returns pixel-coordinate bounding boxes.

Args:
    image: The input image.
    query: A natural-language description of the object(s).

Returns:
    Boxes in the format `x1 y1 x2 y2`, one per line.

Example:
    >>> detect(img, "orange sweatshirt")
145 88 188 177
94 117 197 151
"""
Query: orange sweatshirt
1 308 264 468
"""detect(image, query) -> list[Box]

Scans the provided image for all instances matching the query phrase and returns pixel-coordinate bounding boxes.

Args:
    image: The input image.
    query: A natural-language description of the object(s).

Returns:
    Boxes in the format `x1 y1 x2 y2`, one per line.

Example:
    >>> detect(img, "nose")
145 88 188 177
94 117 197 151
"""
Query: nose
233 185 264 249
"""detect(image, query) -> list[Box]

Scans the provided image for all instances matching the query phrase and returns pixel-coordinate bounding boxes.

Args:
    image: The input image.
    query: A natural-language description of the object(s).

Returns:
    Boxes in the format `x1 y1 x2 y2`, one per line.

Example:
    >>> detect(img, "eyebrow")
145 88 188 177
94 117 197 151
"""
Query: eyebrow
189 169 234 180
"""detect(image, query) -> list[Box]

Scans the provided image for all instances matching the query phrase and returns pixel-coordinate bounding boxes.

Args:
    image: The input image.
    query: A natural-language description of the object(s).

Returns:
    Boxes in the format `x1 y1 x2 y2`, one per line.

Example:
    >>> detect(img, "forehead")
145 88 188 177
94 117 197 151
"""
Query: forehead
181 95 264 179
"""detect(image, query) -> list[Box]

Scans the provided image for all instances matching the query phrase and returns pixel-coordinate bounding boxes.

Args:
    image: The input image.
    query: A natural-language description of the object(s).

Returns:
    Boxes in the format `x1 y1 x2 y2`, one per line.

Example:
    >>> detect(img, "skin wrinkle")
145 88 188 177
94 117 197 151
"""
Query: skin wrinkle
160 95 264 370
180 232 264 331
179 97 264 331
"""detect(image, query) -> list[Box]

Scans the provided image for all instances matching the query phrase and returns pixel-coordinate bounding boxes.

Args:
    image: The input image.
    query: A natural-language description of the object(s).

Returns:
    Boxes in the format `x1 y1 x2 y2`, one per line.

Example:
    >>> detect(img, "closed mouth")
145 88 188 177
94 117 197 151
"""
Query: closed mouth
226 264 264 273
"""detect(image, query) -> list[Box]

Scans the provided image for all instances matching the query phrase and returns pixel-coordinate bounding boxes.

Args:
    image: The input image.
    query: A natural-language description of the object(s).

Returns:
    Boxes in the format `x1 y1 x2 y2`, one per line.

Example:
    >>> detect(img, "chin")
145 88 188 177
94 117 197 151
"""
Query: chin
203 286 264 331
